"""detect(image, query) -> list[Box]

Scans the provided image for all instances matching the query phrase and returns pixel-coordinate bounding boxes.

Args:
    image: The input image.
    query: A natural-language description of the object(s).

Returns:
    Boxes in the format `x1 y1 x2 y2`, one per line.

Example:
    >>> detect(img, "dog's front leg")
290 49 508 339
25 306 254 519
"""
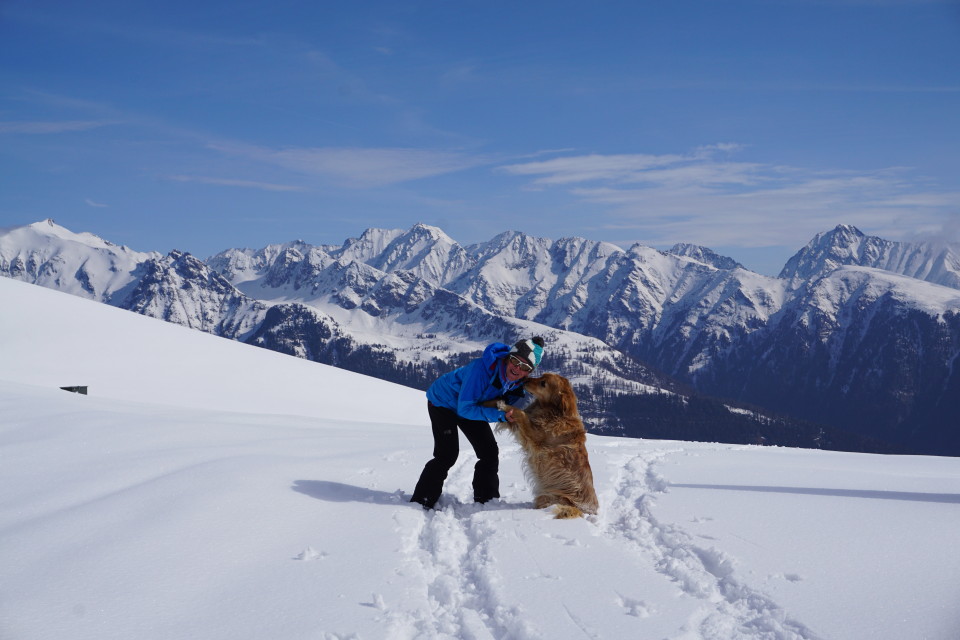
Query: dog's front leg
494 400 516 431
496 400 531 431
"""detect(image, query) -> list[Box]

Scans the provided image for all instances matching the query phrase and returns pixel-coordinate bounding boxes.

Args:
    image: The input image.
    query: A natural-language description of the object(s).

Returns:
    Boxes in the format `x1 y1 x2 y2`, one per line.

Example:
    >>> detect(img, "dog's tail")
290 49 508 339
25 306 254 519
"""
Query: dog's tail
553 504 584 519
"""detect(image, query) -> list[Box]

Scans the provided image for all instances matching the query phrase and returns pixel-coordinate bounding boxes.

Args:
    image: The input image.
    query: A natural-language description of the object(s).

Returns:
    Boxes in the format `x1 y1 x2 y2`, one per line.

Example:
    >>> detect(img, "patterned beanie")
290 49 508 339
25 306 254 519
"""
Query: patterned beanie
510 336 545 369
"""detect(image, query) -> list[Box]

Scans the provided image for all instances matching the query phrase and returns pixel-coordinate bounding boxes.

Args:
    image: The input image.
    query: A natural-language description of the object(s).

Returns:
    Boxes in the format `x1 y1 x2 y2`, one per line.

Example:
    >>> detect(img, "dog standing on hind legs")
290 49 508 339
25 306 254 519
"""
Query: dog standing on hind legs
492 373 599 519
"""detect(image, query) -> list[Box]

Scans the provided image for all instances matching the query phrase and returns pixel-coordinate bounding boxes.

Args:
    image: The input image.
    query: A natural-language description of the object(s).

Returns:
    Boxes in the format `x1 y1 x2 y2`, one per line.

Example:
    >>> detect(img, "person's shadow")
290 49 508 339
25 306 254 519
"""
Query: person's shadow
292 480 407 506
292 480 533 511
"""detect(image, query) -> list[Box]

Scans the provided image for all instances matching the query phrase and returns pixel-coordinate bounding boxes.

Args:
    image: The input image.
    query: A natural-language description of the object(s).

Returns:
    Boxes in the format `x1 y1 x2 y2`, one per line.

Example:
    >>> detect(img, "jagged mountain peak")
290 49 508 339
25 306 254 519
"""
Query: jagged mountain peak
806 224 868 253
625 241 659 255
625 243 674 264
776 224 960 291
346 222 451 248
550 236 624 270
463 231 555 280
779 224 889 285
337 227 406 263
668 243 743 271
359 223 470 286
481 229 545 251
406 221 450 240
207 240 333 283
830 222 864 236
812 224 869 252
552 235 622 254
378 222 460 254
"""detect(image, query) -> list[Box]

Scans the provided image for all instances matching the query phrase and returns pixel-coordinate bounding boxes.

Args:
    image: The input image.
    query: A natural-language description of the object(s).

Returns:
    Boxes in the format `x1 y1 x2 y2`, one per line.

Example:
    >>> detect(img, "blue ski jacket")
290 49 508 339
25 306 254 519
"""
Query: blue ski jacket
426 343 526 423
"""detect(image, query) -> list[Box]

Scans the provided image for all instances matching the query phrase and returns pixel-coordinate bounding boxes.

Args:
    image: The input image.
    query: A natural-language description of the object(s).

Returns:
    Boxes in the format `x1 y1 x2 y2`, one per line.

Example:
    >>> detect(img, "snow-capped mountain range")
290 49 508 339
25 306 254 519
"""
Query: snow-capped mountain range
3 219 959 454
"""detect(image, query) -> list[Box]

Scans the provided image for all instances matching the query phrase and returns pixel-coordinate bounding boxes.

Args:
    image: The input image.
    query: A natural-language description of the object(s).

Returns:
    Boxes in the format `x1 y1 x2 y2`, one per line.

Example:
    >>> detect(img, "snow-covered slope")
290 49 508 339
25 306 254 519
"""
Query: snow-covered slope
0 276 420 421
2 274 960 640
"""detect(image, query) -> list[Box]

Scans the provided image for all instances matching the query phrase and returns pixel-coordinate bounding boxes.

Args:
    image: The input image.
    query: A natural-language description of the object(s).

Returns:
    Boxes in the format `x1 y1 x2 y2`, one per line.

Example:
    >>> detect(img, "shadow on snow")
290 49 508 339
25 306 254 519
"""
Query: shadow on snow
292 480 534 511
670 483 960 504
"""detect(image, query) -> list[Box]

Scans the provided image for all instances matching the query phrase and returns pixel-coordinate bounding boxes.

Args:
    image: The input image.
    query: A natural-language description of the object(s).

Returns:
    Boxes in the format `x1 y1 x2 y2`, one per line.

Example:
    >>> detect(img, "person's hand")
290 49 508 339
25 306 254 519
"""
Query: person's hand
504 409 515 423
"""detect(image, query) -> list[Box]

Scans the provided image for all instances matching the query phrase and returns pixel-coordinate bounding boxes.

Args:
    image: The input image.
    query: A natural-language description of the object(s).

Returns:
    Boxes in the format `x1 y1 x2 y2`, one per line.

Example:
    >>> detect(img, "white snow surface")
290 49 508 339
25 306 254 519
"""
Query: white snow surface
2 276 960 640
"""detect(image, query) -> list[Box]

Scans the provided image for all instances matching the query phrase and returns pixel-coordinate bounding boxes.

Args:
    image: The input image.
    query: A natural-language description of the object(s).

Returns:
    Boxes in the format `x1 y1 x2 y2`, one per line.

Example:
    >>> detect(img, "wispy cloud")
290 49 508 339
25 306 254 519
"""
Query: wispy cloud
500 145 752 188
166 175 308 192
0 120 113 134
84 198 108 208
502 153 686 186
209 143 486 188
499 147 960 248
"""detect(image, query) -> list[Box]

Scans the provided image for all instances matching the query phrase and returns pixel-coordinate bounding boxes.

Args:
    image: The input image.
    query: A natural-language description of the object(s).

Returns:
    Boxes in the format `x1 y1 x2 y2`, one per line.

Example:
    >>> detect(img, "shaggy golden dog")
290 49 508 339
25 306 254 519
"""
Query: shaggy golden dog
491 373 599 519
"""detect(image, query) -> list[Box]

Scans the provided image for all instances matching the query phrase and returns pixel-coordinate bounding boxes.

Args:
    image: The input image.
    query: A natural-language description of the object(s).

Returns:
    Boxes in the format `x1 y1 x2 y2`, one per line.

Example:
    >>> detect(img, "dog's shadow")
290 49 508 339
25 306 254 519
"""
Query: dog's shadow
292 480 534 511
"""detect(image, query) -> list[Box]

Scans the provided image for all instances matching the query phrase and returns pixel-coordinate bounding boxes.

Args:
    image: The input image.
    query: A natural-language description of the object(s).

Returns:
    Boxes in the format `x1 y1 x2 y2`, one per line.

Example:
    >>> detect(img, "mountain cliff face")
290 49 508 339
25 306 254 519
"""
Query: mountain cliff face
3 219 957 454
120 250 268 337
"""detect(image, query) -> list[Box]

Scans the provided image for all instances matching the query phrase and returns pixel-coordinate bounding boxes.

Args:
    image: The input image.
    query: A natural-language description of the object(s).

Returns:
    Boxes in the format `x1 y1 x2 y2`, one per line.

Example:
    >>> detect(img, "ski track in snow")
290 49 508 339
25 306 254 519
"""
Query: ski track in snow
600 447 822 640
370 444 821 640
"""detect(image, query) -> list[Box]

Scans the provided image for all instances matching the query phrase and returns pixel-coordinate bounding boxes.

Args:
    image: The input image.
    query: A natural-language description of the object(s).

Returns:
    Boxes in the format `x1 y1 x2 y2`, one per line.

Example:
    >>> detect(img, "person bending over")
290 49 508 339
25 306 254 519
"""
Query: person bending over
410 337 545 509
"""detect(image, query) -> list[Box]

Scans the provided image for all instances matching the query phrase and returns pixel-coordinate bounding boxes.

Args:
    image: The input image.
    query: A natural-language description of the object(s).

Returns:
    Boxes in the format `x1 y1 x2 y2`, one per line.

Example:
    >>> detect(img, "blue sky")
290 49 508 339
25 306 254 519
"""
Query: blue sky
2 0 959 275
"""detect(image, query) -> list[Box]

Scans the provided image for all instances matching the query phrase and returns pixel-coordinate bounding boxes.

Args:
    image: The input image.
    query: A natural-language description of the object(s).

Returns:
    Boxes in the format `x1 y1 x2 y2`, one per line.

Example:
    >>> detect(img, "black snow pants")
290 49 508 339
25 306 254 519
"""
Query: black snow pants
410 402 500 509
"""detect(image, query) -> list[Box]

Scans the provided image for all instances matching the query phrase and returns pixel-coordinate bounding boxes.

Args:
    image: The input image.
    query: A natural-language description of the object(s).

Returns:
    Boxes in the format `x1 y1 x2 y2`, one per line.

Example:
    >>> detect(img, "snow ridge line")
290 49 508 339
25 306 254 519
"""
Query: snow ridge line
601 449 823 640
391 461 540 640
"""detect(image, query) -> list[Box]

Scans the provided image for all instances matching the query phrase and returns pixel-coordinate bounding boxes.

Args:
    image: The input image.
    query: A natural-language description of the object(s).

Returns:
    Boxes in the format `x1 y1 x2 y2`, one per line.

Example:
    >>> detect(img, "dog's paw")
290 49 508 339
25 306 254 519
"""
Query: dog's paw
496 399 509 411
553 504 584 519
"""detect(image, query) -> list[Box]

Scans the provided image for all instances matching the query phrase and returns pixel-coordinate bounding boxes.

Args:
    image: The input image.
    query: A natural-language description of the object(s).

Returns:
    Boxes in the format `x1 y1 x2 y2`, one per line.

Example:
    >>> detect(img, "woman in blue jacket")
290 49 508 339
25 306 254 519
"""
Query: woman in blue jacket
410 337 545 510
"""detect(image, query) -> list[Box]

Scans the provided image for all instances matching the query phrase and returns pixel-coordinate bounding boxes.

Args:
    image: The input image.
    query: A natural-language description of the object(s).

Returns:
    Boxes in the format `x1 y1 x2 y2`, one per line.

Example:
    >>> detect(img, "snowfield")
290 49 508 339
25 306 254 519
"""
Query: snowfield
2 276 959 640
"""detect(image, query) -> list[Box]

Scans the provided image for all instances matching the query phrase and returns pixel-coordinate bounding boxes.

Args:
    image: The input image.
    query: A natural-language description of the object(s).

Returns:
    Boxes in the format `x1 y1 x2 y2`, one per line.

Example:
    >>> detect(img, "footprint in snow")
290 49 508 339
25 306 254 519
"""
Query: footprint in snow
293 546 328 561
773 572 804 583
616 594 654 618
544 532 583 547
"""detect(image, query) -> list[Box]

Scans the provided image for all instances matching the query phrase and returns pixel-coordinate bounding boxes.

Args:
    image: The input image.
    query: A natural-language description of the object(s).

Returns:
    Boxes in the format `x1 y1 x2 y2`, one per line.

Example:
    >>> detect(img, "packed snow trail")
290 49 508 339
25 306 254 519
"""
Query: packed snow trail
386 457 539 639
370 440 821 640
600 447 822 640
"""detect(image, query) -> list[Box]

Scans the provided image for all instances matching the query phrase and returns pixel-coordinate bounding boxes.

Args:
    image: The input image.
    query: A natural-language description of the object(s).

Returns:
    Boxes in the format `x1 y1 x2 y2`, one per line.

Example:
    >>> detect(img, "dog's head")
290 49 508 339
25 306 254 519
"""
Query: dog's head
524 373 578 416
